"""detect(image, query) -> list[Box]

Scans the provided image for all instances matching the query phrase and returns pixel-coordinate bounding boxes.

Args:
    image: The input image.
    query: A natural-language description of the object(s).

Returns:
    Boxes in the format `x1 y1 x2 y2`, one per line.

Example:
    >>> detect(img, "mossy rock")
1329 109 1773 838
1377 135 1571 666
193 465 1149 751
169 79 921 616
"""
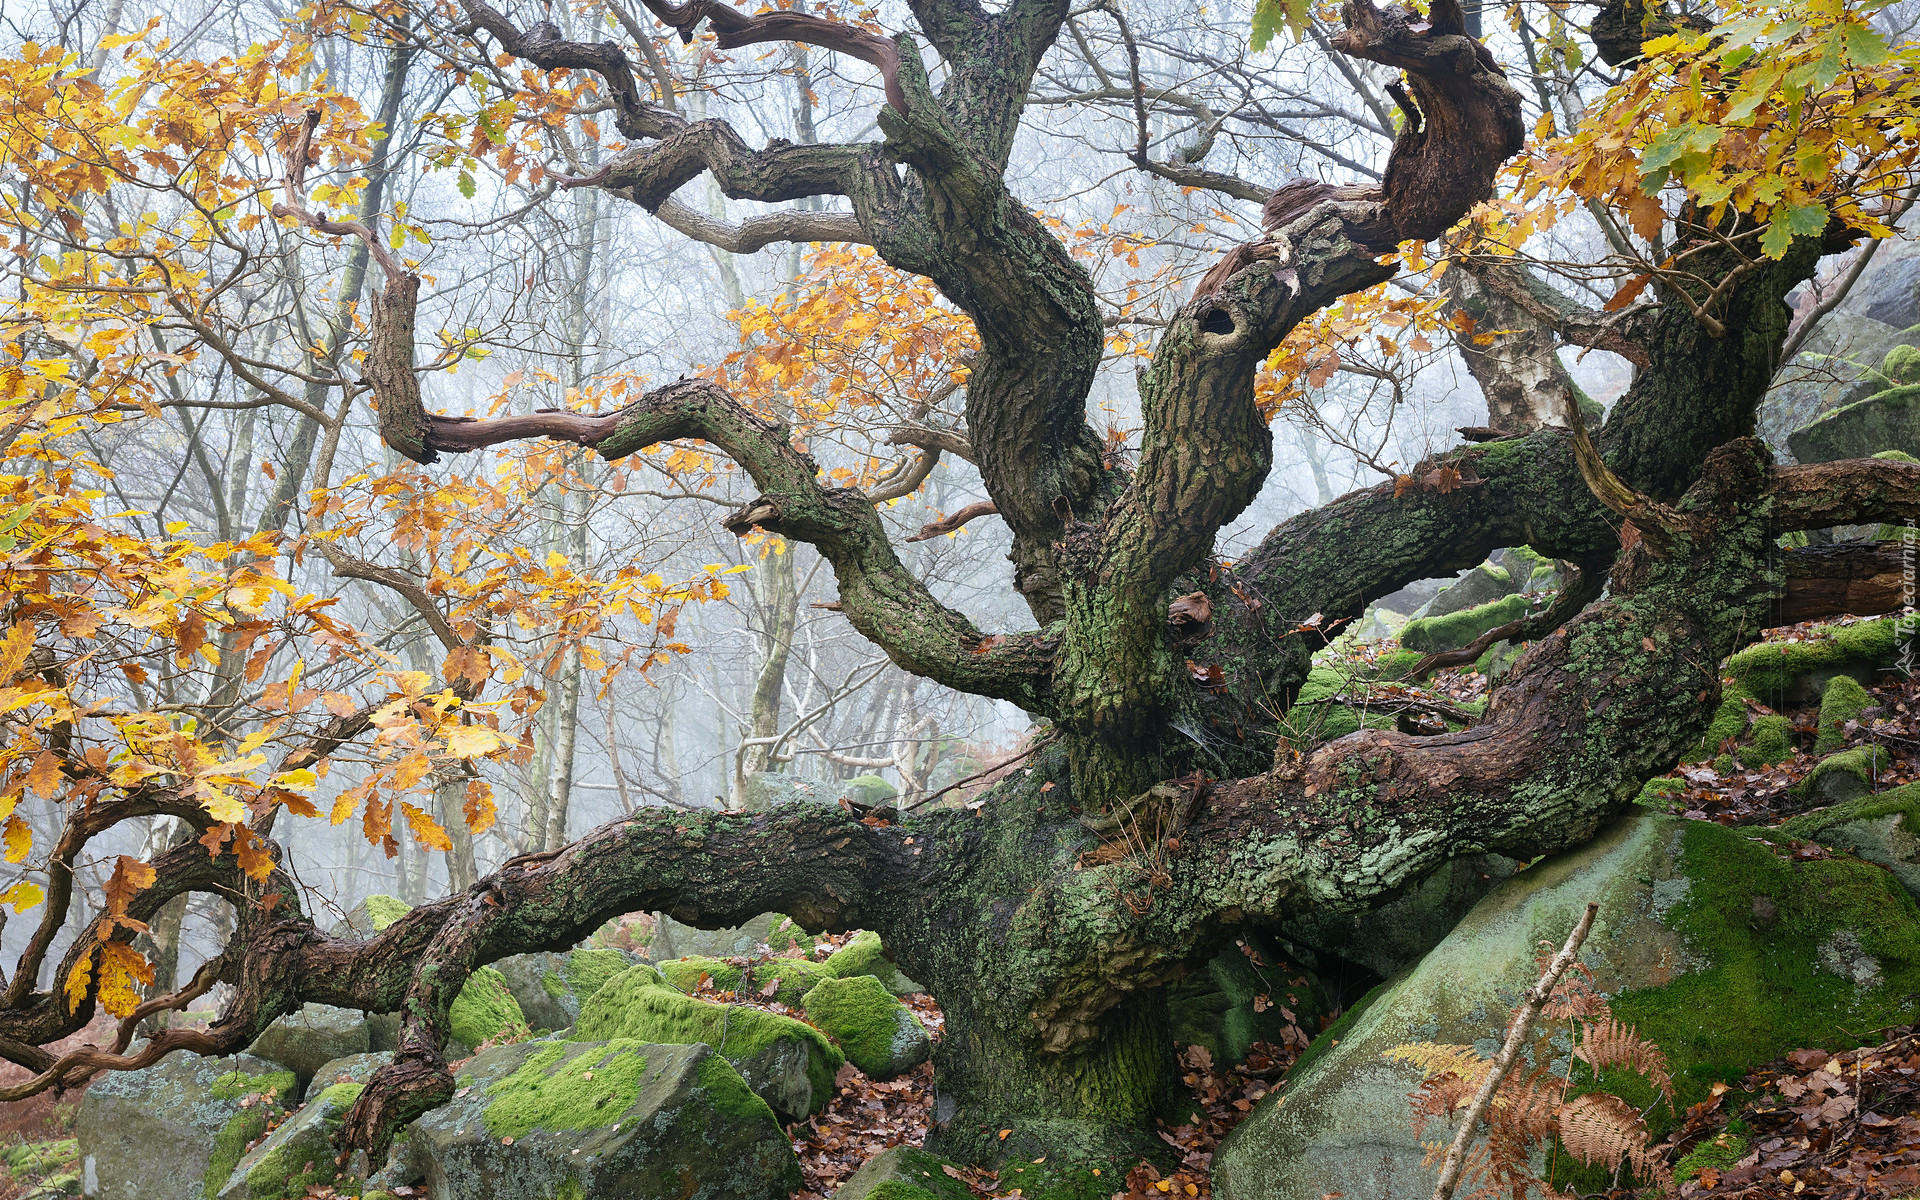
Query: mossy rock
650 911 811 961
801 975 930 1079
1781 781 1920 898
657 953 834 1006
1422 561 1515 618
1791 744 1891 804
657 955 746 994
1212 814 1920 1200
1787 380 1920 464
1736 713 1795 768
824 930 923 995
393 1039 800 1200
1724 617 1903 706
306 1051 391 1092
1398 592 1530 654
212 1082 363 1200
842 774 900 807
330 893 413 939
1635 776 1686 812
448 964 528 1049
5 1139 76 1182
833 1145 974 1200
992 1158 1130 1200
76 1053 296 1200
1815 673 1874 756
245 1002 369 1090
1471 638 1526 681
573 965 842 1121
495 951 576 1033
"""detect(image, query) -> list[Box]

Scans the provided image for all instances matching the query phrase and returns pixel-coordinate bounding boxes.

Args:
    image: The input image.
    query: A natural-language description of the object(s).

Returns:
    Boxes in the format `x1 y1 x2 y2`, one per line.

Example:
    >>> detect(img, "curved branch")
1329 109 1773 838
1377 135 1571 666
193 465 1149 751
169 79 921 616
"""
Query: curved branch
636 0 909 114
909 499 998 541
651 197 870 253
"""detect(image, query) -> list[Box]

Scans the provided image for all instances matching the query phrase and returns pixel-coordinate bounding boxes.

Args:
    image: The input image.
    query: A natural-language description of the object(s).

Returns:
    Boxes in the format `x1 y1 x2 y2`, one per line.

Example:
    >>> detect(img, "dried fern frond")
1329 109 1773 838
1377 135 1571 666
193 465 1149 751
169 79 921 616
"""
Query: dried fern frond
1543 959 1605 1020
1557 1092 1673 1189
1575 1016 1675 1101
1497 1066 1568 1144
1384 1041 1488 1082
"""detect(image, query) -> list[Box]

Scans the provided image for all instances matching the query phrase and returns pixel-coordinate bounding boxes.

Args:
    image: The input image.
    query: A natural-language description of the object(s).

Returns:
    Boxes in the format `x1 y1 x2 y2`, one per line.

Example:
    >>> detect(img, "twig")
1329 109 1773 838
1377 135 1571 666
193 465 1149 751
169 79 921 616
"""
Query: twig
903 738 1050 810
1432 901 1599 1200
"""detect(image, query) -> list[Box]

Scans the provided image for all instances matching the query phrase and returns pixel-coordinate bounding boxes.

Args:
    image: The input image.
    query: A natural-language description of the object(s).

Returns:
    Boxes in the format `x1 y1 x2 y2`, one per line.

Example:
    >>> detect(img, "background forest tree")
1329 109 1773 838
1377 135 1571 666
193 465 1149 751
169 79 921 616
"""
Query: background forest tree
0 0 1916 1188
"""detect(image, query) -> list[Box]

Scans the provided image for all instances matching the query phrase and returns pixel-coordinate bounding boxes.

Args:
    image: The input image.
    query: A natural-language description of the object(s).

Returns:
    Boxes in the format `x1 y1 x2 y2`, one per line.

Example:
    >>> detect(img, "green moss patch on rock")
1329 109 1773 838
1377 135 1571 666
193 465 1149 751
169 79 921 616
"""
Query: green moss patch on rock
398 1039 800 1200
1398 592 1530 654
212 1083 362 1200
1815 674 1873 755
574 965 842 1121
833 1146 977 1200
658 955 746 994
1212 814 1920 1200
1724 617 1902 706
1791 745 1890 804
800 974 931 1079
483 1042 651 1139
1780 781 1920 898
1736 713 1795 768
824 930 922 995
564 947 637 1006
448 964 528 1049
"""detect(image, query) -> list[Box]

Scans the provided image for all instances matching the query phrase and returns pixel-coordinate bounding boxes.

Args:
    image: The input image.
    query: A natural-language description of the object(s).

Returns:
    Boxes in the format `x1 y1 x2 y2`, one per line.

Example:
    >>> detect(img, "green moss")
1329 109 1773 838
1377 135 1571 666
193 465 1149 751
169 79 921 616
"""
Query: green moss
575 966 843 1105
1694 681 1754 759
1674 1131 1749 1183
694 1048 779 1123
993 1159 1130 1200
1714 753 1738 775
1815 674 1874 755
801 975 927 1077
1791 745 1890 803
362 894 412 931
1398 593 1530 653
5 1138 76 1179
866 1184 945 1200
1736 714 1794 767
1724 617 1901 704
541 970 567 1000
766 915 820 957
449 965 528 1048
238 1085 363 1200
482 1041 651 1139
1635 776 1686 812
824 930 891 980
204 1110 273 1200
564 948 635 1004
317 1082 365 1108
1288 978 1390 1081
843 774 898 806
758 957 835 1006
1605 821 1920 1119
657 956 745 994
209 1070 296 1104
1780 779 1920 840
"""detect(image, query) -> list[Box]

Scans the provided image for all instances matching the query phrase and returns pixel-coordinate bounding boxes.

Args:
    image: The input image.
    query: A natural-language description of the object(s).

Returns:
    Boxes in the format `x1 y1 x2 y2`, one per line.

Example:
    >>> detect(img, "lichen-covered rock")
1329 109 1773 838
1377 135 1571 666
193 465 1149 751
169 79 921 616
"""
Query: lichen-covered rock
1781 783 1920 899
1276 854 1521 982
394 1038 799 1200
833 1146 974 1200
1792 745 1891 804
574 965 842 1121
825 930 923 996
448 965 528 1048
1212 814 1920 1200
1815 673 1874 755
307 1052 392 1091
801 975 930 1080
212 1082 362 1200
77 1052 296 1200
651 911 807 961
245 1003 368 1089
494 952 575 1033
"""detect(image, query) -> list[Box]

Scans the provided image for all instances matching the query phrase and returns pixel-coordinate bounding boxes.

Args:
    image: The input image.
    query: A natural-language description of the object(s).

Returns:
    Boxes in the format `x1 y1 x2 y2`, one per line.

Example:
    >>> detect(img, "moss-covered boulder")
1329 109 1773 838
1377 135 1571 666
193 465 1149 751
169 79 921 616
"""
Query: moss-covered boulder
825 929 923 996
494 952 575 1033
574 966 842 1121
650 911 814 961
1736 713 1795 768
657 953 837 1006
801 975 931 1079
1724 616 1903 707
833 1145 975 1200
1211 814 1920 1200
1792 744 1891 804
1398 592 1530 654
449 964 528 1049
328 893 413 939
1422 560 1515 618
1787 373 1920 464
388 1039 800 1200
1814 674 1873 755
841 774 899 807
1782 783 1920 899
212 1081 362 1200
244 1002 368 1090
76 1053 296 1200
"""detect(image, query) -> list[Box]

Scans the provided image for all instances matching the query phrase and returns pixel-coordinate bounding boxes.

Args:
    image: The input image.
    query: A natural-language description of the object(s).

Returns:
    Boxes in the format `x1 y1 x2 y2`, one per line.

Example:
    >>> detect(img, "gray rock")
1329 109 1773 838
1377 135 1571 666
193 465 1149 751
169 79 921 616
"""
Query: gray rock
246 1003 368 1089
1780 783 1920 898
493 952 576 1033
307 1051 392 1091
650 912 787 961
1759 312 1910 456
1423 560 1515 618
77 1052 296 1200
833 1146 974 1200
1213 814 1920 1200
1850 241 1920 332
394 1039 800 1200
212 1079 363 1200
